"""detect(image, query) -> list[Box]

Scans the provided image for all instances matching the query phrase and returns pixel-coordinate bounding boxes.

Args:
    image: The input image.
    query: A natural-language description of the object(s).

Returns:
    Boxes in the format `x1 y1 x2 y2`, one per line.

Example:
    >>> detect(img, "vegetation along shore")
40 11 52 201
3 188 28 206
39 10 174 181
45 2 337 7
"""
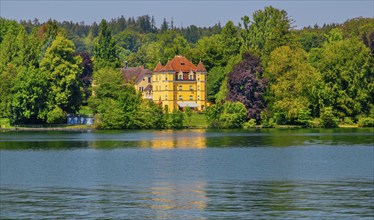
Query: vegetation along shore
1 6 373 130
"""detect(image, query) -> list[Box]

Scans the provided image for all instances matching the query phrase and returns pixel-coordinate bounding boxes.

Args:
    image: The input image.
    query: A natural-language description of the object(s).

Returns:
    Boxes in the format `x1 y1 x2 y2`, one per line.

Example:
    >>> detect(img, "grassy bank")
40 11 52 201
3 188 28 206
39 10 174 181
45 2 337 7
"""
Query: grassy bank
185 113 208 128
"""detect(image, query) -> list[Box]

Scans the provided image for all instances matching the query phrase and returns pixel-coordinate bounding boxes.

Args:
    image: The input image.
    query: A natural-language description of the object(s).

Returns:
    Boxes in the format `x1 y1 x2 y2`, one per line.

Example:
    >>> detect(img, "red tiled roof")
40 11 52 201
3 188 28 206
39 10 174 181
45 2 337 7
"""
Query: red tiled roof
153 61 163 71
196 60 207 72
121 67 152 84
160 55 198 72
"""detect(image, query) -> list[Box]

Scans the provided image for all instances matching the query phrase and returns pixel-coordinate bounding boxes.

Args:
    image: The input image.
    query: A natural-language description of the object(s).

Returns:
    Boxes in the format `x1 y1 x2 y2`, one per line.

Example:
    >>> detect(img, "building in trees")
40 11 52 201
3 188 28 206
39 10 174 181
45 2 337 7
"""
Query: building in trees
152 55 207 112
121 66 153 100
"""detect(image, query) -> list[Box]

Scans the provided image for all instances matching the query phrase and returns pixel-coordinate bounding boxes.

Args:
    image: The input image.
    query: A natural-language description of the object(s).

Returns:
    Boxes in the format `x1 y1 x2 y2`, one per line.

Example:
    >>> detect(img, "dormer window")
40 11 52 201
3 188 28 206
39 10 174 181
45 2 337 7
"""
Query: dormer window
181 62 185 65
189 72 194 80
178 71 183 80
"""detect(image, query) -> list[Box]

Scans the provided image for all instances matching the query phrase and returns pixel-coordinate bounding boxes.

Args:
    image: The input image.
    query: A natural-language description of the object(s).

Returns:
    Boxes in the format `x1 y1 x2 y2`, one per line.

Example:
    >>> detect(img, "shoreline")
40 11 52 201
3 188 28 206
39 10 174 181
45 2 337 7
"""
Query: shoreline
0 125 366 132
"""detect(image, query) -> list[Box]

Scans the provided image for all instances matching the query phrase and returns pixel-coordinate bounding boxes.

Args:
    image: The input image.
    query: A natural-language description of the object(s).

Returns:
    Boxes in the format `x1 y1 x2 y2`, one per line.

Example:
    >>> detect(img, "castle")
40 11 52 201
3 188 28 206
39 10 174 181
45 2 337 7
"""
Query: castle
122 55 207 112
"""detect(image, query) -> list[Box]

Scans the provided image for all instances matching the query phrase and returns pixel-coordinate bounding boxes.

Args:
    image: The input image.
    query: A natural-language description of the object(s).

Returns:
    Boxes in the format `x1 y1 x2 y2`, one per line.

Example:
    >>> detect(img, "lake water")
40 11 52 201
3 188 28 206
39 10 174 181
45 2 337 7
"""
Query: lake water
1 129 373 219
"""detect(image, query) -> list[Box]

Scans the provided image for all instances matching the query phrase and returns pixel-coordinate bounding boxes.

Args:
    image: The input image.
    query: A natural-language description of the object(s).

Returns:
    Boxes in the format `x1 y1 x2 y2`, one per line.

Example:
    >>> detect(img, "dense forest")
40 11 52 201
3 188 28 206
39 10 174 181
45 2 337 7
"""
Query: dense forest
1 6 373 129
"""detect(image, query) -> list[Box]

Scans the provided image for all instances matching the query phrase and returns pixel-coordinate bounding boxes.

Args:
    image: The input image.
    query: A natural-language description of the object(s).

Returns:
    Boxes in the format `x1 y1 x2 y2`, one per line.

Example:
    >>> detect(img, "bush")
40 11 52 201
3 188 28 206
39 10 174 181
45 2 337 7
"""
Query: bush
260 111 276 128
320 107 338 128
343 117 354 125
170 109 184 129
358 117 374 127
205 102 247 129
46 107 66 124
243 119 257 129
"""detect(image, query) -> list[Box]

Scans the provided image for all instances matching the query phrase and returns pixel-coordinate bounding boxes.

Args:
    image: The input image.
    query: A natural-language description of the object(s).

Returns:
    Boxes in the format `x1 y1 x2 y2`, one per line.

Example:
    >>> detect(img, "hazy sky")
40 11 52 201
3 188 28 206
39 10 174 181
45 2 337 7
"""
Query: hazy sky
1 0 373 29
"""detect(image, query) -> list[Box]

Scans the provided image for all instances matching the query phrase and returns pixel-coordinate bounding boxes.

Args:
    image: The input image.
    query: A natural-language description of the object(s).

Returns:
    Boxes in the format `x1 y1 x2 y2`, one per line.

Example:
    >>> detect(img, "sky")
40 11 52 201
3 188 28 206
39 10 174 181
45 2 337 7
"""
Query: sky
1 0 373 29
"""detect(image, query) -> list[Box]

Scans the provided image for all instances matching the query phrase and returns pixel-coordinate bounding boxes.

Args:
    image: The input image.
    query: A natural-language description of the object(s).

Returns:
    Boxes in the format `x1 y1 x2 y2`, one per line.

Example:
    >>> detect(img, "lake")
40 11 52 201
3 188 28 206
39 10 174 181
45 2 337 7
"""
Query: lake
0 129 373 219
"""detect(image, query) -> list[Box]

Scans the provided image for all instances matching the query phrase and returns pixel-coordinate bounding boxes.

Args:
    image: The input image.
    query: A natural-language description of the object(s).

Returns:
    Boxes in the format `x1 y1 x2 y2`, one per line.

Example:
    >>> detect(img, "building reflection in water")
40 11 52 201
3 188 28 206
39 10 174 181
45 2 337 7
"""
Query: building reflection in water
89 130 207 149
141 182 207 219
150 131 207 149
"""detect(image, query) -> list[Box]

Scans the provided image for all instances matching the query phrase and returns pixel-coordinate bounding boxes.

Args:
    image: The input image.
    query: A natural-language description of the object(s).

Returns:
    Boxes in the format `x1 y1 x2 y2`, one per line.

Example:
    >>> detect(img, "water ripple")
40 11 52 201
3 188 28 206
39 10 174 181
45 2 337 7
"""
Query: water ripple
1 180 373 219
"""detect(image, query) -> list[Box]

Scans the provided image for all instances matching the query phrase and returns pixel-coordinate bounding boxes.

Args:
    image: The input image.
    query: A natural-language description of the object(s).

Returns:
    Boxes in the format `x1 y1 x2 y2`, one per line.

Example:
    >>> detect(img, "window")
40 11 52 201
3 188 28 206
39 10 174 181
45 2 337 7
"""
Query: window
179 95 183 100
165 85 168 90
148 77 151 83
189 95 193 100
189 85 193 91
165 75 167 81
178 74 183 80
165 95 168 100
197 85 200 91
198 95 200 100
179 85 182 91
189 74 193 80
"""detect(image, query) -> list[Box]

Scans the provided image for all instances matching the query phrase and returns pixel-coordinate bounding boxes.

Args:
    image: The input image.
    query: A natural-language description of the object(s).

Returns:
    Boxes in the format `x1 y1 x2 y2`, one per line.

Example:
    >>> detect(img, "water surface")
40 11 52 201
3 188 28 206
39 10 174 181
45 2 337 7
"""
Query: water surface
1 129 373 219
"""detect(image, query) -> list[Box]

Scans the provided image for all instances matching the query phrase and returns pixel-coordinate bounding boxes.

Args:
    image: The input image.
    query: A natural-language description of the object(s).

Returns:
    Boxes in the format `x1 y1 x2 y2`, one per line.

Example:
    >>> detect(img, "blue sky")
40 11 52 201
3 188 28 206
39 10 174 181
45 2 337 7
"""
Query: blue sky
1 0 373 29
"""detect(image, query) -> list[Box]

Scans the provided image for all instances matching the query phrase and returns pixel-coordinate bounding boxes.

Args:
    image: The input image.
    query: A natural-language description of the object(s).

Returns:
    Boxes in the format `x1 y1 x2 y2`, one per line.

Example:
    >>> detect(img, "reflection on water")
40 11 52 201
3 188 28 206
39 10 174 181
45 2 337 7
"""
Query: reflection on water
1 180 373 219
1 129 373 219
1 128 373 150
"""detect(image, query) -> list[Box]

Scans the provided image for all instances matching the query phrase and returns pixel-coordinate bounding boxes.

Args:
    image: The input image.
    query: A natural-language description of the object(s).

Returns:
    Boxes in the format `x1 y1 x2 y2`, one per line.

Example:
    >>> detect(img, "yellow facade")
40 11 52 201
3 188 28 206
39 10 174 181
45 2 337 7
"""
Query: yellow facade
152 56 207 112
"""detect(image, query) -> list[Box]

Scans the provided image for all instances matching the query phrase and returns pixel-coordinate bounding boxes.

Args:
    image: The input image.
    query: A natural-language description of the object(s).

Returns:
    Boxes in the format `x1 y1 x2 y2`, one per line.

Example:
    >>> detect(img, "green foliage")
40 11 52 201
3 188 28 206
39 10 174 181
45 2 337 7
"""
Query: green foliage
206 102 247 129
207 66 226 103
9 67 49 124
266 46 321 124
241 6 293 61
135 100 166 129
0 64 18 117
40 35 83 116
205 102 224 128
89 67 142 129
95 98 126 129
320 107 338 128
296 108 312 127
243 119 257 129
343 117 354 125
184 106 193 128
357 117 374 127
94 19 119 69
46 106 66 124
260 111 276 128
310 37 374 118
170 109 184 129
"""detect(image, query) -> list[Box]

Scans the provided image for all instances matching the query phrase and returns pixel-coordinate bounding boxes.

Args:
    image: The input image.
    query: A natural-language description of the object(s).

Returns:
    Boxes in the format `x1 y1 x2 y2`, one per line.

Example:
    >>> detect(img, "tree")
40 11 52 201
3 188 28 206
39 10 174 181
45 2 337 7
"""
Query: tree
134 100 166 129
9 67 49 124
226 53 267 122
89 67 142 129
310 36 374 118
161 18 169 32
207 66 226 103
94 19 118 69
241 6 293 60
78 51 93 102
265 46 320 124
220 21 242 59
40 35 83 122
0 64 18 117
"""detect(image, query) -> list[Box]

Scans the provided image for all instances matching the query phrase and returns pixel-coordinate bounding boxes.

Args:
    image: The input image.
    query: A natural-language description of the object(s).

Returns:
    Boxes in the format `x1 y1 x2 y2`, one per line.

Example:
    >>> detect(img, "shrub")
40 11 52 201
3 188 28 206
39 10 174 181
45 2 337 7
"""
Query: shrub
243 119 257 129
170 109 184 129
358 117 374 127
320 107 338 128
343 117 354 125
